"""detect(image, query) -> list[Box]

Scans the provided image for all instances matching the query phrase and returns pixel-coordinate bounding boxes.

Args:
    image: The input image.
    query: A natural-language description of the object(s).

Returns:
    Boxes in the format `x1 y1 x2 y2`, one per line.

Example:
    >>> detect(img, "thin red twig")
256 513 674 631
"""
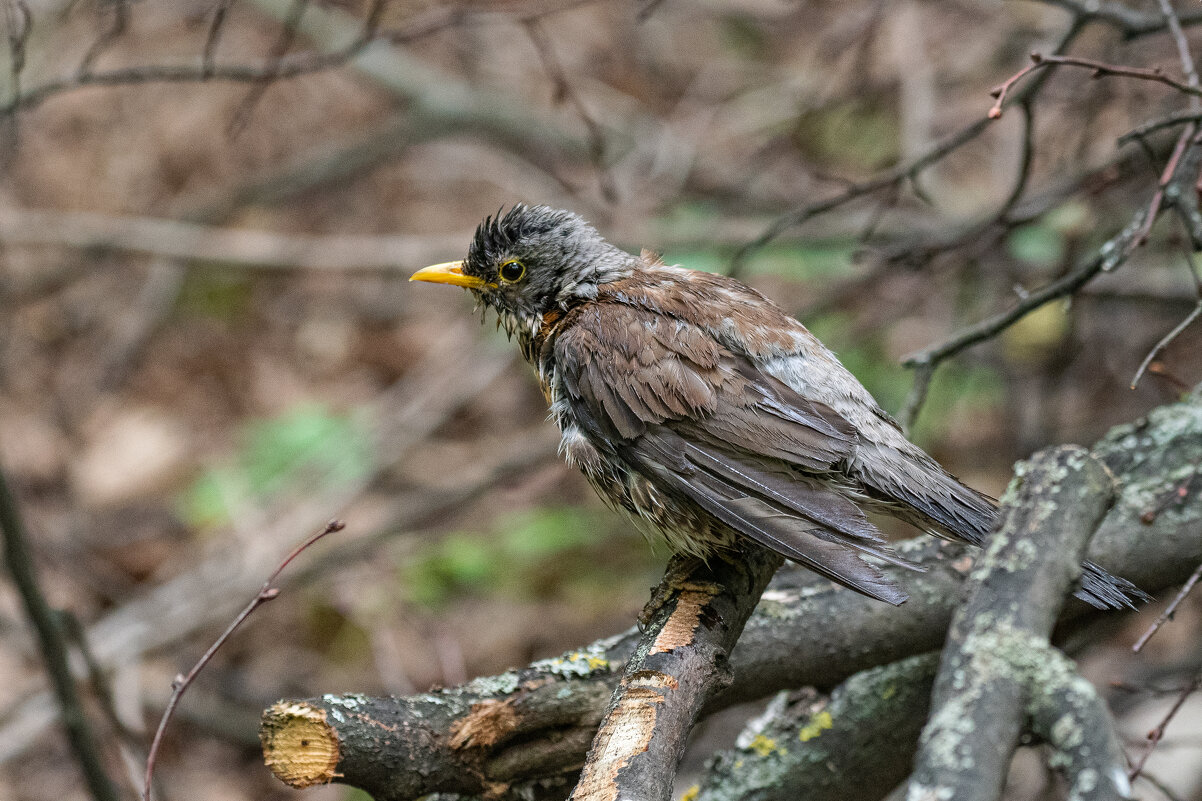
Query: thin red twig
1127 671 1202 781
142 518 345 801
1131 301 1202 388
989 53 1202 120
1132 559 1202 654
1131 123 1198 252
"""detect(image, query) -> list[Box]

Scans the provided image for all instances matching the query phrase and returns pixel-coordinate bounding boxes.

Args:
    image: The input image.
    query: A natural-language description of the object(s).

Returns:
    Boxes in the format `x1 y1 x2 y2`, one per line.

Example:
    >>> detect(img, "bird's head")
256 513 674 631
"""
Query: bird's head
410 205 637 338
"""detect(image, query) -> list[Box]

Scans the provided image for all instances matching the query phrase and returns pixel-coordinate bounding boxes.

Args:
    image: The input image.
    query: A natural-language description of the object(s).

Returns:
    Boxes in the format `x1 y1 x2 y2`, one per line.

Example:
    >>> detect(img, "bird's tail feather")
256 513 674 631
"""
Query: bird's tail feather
856 442 1148 610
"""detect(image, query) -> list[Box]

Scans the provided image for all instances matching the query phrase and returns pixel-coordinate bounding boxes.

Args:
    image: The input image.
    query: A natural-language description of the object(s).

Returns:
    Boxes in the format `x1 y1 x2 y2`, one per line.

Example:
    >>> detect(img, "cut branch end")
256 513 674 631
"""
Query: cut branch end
261 701 341 789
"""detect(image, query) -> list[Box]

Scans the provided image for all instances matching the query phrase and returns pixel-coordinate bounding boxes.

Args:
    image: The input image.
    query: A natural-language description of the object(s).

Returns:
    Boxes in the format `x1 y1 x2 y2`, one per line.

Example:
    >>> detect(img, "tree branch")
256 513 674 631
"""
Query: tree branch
0 465 122 801
261 386 1202 800
906 445 1127 801
693 652 940 801
0 206 466 271
571 548 782 801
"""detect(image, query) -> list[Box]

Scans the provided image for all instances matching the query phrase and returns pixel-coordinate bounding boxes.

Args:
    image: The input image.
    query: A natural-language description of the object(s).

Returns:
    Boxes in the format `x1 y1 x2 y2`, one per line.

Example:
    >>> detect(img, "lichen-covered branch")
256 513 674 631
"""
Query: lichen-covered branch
693 652 940 801
905 446 1128 801
260 540 966 800
572 548 782 801
262 387 1202 800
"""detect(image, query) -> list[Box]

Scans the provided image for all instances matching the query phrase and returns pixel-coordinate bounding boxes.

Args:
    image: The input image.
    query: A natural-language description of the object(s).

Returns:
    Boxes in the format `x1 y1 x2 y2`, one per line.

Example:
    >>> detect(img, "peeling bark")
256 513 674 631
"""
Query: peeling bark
572 548 782 801
262 389 1202 800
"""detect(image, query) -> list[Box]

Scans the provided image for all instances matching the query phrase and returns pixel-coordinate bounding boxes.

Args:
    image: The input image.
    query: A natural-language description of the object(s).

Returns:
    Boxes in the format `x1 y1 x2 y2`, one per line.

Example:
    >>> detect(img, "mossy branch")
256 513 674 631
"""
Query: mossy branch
262 387 1202 800
907 445 1129 801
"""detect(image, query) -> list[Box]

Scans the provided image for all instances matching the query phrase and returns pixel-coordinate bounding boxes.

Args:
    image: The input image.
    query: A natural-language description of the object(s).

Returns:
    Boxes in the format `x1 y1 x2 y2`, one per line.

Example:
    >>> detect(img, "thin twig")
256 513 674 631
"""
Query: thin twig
4 0 398 117
730 19 1084 276
1132 559 1202 653
524 17 616 202
1 0 31 162
856 180 901 244
1130 301 1202 388
58 611 146 748
0 465 122 801
1127 671 1202 781
1036 0 1202 39
227 0 311 135
999 100 1037 218
897 362 935 435
990 52 1202 120
1156 0 1201 109
0 206 466 270
1131 122 1197 250
382 0 600 43
202 0 236 79
1134 771 1187 801
76 0 129 78
3 0 29 94
142 519 346 801
5 53 355 115
901 240 1118 370
895 102 1039 427
1118 110 1202 145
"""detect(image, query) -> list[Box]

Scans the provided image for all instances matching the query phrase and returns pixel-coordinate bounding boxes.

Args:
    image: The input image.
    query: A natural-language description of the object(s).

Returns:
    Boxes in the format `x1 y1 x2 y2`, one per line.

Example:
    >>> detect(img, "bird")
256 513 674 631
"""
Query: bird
410 204 1143 609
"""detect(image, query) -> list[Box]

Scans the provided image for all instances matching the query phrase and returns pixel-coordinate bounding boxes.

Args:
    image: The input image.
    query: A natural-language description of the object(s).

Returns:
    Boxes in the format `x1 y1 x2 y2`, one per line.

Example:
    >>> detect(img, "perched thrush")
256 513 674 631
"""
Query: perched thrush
411 205 1141 608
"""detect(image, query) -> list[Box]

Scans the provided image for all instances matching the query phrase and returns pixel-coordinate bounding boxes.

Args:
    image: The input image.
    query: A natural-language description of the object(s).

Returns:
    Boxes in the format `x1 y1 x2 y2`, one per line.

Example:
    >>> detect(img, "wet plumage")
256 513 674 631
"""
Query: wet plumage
411 205 1143 609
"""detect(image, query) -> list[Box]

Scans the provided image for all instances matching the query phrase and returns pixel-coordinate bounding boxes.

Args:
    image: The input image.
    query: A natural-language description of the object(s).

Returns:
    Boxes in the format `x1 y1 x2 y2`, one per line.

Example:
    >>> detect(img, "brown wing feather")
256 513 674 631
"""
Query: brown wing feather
554 302 918 604
629 426 911 605
557 304 857 472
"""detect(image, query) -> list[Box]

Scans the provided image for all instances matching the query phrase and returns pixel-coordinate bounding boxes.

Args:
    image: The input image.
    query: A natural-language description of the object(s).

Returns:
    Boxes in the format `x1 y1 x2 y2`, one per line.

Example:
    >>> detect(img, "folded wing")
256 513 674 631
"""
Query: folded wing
554 303 919 605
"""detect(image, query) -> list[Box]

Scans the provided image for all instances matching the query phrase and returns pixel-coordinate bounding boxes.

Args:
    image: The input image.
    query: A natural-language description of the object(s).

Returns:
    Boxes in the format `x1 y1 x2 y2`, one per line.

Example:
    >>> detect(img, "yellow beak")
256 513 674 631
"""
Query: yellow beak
409 261 494 290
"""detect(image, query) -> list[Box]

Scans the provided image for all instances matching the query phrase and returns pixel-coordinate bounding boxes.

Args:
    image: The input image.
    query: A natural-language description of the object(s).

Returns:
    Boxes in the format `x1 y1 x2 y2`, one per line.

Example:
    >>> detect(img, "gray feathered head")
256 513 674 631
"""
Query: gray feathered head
410 205 636 335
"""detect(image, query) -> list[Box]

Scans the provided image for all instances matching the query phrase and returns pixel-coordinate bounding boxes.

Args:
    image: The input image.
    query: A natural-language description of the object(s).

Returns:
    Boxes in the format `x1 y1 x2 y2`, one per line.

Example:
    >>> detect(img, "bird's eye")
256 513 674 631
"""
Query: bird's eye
498 259 526 283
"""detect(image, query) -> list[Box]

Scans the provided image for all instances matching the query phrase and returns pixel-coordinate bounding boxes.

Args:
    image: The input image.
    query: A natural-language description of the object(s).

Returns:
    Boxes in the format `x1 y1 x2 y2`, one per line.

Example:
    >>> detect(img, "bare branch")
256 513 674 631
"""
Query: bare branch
897 362 934 436
1132 544 1202 653
1119 110 1202 144
572 549 782 801
524 17 616 202
991 52 1202 120
2 0 29 94
261 387 1202 799
1157 0 1201 107
730 18 1085 276
694 653 940 801
228 0 311 134
76 0 129 78
900 211 1145 371
0 465 122 801
1 0 30 161
906 446 1128 801
1127 671 1202 782
1035 0 1202 39
202 0 237 79
897 100 1038 430
0 206 467 271
1131 301 1202 388
143 519 345 801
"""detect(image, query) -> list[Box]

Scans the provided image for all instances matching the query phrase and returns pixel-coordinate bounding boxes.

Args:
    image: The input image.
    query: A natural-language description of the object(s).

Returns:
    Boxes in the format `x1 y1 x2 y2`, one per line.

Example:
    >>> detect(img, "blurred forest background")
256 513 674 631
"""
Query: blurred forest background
1 0 1201 799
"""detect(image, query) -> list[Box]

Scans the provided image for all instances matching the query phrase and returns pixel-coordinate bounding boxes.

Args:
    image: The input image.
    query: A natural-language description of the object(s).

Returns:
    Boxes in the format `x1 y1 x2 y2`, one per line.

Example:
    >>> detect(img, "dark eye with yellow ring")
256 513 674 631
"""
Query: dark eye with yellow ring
498 259 526 283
